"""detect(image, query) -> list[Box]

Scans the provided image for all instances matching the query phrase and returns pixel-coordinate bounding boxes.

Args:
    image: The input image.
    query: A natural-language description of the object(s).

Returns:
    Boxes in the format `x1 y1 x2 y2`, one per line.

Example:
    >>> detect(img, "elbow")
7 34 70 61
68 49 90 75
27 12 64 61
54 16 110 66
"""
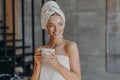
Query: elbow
31 75 37 80
77 76 81 80
77 74 82 80
31 76 35 80
72 72 81 80
72 75 81 80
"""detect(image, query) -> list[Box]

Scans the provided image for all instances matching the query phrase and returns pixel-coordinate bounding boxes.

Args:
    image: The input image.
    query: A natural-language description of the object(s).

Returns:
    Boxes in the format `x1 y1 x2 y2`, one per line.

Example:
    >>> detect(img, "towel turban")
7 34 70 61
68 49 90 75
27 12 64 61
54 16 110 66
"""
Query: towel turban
41 1 65 30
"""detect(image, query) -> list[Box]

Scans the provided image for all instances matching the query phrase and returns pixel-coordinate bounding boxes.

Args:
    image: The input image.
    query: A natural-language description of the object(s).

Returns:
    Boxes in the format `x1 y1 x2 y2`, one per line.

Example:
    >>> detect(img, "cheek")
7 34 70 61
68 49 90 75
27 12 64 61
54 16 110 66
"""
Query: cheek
47 28 54 32
60 29 64 33
48 28 64 34
47 29 52 35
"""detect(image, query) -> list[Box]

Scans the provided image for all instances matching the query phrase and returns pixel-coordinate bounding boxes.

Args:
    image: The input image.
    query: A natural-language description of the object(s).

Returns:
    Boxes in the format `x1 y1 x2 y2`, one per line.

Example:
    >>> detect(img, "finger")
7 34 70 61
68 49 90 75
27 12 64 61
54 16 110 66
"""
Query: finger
36 60 42 63
51 53 56 57
35 55 42 58
35 57 42 60
44 57 53 61
35 51 39 53
34 58 42 61
36 52 42 56
35 53 40 56
43 58 49 63
35 59 42 62
34 56 42 59
35 51 42 55
35 58 43 62
35 50 41 53
49 55 54 59
47 54 53 59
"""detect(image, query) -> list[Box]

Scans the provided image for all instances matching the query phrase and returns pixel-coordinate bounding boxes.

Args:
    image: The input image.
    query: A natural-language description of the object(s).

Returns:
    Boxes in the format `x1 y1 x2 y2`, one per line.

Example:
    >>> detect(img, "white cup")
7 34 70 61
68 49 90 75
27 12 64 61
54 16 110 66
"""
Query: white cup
40 48 55 58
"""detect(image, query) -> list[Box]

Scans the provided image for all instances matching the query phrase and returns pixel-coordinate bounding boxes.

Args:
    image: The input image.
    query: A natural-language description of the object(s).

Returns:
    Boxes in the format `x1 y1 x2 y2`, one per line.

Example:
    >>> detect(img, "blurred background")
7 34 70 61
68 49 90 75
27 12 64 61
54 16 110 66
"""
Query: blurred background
0 0 120 80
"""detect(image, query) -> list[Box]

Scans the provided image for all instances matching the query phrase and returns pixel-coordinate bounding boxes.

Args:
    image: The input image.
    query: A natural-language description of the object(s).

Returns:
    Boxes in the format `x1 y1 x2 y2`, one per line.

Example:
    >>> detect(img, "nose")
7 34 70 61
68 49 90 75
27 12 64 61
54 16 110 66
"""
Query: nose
54 26 59 32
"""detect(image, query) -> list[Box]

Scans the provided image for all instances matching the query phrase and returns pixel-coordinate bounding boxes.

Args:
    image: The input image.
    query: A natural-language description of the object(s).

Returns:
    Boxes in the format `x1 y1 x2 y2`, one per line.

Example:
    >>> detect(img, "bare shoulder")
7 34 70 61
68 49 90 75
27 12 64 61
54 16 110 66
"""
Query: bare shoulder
64 40 79 55
35 47 41 52
64 40 78 48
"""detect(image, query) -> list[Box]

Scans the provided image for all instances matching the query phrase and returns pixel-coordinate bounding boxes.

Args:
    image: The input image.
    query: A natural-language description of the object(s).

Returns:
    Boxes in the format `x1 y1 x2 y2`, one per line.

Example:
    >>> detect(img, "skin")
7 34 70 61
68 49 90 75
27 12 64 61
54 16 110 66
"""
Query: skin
32 14 81 80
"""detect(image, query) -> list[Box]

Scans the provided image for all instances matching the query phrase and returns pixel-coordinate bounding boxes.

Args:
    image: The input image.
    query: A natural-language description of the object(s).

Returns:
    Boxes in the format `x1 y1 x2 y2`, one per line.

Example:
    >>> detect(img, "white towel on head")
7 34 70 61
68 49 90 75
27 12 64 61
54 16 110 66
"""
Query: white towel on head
41 1 65 30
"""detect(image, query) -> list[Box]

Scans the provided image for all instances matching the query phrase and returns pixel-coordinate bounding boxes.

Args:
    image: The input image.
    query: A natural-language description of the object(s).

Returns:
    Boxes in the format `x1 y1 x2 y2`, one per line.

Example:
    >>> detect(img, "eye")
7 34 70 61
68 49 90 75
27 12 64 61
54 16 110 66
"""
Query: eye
58 23 63 27
48 24 54 28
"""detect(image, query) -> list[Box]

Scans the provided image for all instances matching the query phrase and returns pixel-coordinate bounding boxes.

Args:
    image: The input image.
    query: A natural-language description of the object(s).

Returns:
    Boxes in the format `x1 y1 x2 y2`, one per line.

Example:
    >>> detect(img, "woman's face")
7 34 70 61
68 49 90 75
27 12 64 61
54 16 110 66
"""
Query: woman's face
47 14 64 38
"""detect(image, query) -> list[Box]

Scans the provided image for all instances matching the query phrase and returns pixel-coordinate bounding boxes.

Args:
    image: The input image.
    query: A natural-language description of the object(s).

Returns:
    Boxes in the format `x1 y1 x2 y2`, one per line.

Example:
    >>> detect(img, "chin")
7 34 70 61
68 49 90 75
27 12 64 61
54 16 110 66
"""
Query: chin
50 33 62 38
53 35 61 38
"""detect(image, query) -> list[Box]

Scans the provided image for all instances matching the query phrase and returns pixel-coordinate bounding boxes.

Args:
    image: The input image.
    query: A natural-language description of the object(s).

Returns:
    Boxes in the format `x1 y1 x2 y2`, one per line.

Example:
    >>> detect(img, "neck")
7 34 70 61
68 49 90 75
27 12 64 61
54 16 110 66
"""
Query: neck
47 37 64 48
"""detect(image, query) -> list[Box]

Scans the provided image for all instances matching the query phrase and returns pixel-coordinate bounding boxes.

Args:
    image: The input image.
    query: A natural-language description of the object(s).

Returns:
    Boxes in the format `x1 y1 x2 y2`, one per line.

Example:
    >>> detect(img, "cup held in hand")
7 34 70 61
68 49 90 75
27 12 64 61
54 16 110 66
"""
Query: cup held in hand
40 48 55 58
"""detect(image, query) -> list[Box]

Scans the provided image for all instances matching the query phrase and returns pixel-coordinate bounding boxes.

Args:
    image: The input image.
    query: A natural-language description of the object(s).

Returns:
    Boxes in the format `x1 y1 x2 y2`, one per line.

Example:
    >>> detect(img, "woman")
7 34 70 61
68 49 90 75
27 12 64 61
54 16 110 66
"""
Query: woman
32 1 81 80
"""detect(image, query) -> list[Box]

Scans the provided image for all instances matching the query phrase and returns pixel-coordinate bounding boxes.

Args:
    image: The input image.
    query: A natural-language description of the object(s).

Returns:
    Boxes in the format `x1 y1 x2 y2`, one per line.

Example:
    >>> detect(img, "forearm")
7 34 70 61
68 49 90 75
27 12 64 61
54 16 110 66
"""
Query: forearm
32 63 41 80
56 63 81 80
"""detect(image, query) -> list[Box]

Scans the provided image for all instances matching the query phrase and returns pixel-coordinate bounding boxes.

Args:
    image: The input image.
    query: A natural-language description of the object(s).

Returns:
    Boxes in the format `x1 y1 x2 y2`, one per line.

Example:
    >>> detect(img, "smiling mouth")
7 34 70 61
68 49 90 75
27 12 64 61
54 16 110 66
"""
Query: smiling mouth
54 34 59 36
53 32 60 36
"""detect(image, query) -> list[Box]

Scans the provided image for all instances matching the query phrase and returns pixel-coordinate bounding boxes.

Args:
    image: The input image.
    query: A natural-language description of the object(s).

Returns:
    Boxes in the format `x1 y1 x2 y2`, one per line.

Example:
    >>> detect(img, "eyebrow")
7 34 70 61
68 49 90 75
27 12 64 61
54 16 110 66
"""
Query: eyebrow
48 23 52 24
59 22 63 23
48 22 63 24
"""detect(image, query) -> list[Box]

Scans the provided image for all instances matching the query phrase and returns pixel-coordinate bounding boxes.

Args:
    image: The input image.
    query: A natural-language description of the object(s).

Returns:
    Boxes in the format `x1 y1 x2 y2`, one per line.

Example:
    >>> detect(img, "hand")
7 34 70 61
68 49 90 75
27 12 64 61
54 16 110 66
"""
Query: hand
34 51 42 65
43 53 60 68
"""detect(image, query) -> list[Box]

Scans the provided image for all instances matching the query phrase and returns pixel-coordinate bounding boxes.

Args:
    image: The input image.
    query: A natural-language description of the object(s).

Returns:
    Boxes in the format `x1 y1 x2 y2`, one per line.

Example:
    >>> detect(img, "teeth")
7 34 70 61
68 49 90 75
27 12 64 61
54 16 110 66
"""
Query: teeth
55 33 58 35
55 34 58 36
54 33 59 35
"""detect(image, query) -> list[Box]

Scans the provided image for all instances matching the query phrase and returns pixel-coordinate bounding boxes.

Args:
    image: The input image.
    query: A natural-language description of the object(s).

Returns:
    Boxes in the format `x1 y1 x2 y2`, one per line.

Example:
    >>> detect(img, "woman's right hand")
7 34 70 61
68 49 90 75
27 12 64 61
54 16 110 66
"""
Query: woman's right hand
32 49 42 80
34 50 42 65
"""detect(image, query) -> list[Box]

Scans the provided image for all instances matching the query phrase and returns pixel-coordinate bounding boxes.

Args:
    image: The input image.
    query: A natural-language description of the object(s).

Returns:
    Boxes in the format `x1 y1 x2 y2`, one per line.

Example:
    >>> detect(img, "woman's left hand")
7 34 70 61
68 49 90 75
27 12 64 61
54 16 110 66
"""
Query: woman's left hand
43 53 60 68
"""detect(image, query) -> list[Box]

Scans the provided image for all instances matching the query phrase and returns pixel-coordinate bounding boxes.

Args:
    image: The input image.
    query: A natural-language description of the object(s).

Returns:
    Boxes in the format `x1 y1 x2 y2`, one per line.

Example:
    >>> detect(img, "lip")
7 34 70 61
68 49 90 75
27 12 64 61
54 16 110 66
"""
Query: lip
53 32 60 36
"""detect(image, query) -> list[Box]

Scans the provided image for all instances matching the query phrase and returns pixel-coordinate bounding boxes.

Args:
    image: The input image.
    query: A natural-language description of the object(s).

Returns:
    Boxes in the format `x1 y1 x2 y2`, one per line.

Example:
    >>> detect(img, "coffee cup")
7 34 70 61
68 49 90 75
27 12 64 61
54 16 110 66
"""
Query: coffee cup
40 48 55 58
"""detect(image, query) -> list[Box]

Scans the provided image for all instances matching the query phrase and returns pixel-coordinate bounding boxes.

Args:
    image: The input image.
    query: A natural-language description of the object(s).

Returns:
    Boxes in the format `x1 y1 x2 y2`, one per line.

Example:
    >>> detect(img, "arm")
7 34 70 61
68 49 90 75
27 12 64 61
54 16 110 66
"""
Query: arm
31 48 42 80
31 63 41 80
55 42 81 80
